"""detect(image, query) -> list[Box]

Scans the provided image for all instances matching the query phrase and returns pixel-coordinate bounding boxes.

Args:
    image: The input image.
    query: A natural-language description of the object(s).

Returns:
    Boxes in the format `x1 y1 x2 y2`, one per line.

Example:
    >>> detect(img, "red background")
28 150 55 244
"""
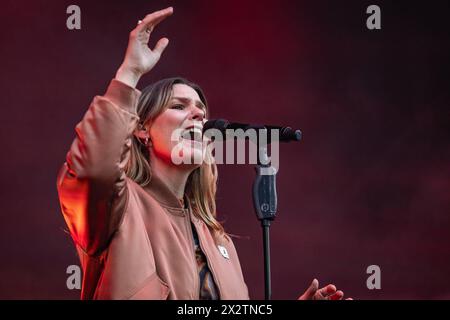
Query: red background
0 0 449 299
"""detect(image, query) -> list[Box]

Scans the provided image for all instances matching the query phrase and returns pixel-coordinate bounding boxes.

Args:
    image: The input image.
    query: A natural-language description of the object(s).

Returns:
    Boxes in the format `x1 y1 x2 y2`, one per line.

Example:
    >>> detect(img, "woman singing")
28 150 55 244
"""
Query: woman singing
57 7 349 300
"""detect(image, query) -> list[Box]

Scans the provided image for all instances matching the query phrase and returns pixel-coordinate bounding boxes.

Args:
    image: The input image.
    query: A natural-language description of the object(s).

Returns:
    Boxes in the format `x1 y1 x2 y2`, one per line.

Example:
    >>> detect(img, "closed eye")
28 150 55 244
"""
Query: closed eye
171 104 185 110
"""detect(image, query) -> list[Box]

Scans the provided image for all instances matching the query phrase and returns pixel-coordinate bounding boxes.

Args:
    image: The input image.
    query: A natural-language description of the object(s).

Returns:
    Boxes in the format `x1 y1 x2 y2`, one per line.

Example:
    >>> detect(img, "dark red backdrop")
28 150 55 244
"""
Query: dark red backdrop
0 0 449 299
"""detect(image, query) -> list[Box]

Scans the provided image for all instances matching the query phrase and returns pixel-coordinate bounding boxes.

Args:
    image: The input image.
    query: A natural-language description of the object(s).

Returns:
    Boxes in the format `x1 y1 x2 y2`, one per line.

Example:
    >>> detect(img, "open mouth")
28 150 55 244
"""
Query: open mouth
180 126 203 145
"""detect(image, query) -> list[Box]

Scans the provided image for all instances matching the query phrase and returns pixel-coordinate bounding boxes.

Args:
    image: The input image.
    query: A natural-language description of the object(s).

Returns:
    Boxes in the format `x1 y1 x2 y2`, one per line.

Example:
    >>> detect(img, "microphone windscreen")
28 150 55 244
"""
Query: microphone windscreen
203 119 229 133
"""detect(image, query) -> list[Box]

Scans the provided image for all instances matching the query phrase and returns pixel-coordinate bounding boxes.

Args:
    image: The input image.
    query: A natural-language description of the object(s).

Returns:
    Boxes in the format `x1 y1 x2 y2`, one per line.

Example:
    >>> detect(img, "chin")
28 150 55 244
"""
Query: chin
180 140 206 165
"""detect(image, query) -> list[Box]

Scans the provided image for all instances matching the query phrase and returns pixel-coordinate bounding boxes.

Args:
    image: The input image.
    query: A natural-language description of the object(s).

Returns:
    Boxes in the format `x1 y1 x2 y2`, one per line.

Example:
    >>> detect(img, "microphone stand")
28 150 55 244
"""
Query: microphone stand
252 144 277 300
208 122 300 300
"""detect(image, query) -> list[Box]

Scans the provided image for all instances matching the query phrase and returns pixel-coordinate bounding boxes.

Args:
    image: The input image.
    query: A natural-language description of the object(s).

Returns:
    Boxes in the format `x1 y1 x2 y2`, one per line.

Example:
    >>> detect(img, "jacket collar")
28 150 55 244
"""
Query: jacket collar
144 173 187 216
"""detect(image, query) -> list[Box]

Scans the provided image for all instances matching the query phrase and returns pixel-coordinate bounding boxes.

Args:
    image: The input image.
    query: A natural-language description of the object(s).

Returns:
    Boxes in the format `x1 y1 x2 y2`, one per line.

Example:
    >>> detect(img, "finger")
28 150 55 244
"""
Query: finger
299 279 319 300
319 284 337 297
313 291 326 300
329 290 344 300
152 37 170 56
313 284 337 300
136 7 173 34
346 298 353 300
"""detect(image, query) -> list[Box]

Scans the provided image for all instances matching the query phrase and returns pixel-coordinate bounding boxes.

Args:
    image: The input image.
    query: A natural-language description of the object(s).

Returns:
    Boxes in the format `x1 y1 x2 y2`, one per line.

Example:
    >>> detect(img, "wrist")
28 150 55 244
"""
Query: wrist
115 64 142 88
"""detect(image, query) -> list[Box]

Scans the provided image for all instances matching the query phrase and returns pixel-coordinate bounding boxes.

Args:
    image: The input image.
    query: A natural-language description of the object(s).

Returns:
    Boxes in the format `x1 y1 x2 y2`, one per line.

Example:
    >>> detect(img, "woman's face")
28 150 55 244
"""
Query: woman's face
149 84 207 167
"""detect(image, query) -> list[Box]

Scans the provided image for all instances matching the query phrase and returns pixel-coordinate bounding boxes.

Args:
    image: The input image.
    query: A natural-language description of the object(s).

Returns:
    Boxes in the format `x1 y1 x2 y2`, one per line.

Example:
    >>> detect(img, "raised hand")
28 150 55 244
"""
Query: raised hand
116 7 174 87
298 279 353 300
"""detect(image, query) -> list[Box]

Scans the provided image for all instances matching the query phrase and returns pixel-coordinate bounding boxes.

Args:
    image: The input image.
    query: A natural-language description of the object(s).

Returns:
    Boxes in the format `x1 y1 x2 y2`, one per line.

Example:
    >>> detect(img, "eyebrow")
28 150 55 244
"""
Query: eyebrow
171 97 206 112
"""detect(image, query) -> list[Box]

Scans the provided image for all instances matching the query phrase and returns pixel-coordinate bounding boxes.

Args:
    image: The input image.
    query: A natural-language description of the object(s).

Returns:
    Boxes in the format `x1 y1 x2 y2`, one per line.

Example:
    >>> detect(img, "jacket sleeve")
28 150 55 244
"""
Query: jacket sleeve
56 79 141 256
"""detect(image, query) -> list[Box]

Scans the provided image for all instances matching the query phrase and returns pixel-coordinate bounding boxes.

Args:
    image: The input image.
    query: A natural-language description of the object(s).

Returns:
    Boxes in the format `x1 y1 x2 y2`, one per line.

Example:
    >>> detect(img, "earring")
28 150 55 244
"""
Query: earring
144 137 149 146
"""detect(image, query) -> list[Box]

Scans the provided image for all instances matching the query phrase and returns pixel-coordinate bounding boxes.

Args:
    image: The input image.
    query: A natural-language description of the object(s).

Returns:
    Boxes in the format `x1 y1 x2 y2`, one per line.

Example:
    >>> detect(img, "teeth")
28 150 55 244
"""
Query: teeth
181 127 202 141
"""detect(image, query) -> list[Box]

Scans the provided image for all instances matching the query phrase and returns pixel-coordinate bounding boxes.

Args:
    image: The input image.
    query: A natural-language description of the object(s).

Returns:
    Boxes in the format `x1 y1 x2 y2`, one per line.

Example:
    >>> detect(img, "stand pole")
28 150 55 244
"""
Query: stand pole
262 219 272 300
246 126 301 299
253 144 277 300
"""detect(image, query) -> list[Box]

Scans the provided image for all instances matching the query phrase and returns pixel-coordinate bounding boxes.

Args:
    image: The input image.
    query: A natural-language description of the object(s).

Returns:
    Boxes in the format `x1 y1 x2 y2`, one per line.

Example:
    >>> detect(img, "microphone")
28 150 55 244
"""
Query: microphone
203 119 302 143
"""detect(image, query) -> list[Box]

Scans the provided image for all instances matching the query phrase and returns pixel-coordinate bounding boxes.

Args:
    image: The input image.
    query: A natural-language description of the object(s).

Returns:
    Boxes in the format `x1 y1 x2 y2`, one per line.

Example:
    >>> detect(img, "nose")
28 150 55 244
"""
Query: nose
190 106 205 122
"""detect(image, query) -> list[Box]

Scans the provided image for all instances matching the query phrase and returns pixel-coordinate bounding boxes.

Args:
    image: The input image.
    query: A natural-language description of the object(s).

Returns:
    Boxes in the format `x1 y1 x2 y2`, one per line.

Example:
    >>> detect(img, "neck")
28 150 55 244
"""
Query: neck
149 152 197 200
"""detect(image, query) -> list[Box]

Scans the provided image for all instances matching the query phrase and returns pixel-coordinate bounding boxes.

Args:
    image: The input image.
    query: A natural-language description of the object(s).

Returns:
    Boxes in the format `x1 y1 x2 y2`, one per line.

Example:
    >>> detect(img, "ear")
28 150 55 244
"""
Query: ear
134 123 149 139
134 128 147 140
134 123 153 147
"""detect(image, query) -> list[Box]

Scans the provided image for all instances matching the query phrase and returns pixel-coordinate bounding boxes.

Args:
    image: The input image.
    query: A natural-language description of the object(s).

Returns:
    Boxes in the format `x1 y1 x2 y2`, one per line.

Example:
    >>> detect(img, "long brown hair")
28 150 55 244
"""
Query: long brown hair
125 77 225 238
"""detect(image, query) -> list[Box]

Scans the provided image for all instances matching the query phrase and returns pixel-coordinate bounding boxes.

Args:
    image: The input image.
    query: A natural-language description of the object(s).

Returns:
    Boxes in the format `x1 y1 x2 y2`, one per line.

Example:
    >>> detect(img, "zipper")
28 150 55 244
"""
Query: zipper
185 209 200 299
193 220 222 300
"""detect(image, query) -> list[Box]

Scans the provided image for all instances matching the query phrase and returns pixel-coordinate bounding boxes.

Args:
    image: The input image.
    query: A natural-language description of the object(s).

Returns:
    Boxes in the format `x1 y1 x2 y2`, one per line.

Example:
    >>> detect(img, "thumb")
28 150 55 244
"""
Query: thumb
298 279 319 300
153 37 169 56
